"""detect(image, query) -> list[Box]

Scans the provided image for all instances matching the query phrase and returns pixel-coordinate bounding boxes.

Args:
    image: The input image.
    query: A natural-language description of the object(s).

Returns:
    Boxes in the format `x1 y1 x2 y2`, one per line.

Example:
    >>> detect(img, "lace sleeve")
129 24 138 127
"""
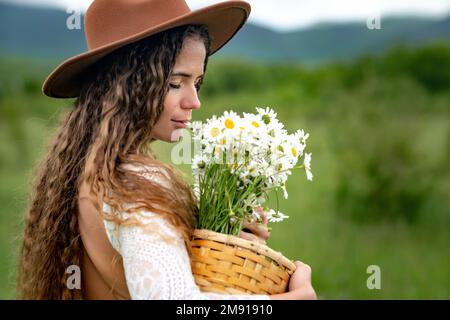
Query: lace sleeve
103 164 270 300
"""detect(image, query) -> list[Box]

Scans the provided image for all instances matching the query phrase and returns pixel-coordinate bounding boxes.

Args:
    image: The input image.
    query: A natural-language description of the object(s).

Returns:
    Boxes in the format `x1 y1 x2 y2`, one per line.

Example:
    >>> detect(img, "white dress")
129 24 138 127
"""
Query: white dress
103 164 270 300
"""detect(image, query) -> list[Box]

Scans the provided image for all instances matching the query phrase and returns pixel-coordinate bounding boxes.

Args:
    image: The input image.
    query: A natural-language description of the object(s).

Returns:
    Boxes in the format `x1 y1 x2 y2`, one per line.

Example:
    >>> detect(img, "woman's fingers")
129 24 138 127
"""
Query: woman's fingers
254 206 268 224
242 223 271 241
239 230 267 244
240 206 271 243
292 261 312 284
243 207 268 227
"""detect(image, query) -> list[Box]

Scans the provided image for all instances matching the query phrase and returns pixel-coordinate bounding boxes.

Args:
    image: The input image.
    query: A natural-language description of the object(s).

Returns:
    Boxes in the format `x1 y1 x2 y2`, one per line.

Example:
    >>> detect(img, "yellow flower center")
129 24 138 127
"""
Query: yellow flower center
252 121 260 128
292 147 297 157
210 127 220 137
225 118 235 129
240 126 245 130
219 138 226 145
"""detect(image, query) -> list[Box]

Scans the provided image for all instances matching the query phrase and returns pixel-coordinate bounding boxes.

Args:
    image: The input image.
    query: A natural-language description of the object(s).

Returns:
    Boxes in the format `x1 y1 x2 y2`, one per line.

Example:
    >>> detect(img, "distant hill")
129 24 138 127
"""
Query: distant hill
0 2 86 60
1 1 449 64
227 18 450 64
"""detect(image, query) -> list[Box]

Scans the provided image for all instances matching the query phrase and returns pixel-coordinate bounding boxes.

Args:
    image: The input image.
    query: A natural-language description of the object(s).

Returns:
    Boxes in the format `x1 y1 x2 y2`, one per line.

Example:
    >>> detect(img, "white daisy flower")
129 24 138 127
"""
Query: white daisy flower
192 154 208 171
203 118 223 143
256 107 277 125
267 209 290 223
243 112 266 132
188 120 204 137
304 152 313 181
221 110 240 130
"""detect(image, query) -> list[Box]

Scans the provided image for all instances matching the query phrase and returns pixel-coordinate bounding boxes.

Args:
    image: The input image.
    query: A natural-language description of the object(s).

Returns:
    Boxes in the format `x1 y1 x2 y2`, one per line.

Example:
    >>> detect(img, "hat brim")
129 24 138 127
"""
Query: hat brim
42 1 250 98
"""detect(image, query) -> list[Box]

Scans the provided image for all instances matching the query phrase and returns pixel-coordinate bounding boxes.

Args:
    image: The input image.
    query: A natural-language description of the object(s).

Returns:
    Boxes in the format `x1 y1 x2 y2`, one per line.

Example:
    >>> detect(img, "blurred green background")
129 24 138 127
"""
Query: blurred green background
1 1 450 299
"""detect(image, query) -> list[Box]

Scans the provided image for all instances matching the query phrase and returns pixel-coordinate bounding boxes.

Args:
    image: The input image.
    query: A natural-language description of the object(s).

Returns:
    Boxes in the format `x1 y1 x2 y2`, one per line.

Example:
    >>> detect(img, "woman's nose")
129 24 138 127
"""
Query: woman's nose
182 87 201 110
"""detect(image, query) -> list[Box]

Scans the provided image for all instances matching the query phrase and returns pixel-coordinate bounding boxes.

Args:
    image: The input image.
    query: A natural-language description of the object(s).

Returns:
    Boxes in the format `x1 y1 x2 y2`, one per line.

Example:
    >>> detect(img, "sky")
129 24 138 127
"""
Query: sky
4 0 450 31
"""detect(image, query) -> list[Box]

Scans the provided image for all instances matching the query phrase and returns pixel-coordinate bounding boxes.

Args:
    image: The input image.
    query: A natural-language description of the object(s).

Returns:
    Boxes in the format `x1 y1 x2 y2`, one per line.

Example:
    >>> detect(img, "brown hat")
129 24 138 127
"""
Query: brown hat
42 0 251 98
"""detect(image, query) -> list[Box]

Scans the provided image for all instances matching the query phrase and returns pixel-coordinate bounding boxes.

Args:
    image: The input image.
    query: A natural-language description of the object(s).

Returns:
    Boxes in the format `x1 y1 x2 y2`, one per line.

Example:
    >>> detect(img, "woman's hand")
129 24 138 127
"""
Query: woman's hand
288 261 317 299
239 206 271 244
237 208 316 299
270 260 317 300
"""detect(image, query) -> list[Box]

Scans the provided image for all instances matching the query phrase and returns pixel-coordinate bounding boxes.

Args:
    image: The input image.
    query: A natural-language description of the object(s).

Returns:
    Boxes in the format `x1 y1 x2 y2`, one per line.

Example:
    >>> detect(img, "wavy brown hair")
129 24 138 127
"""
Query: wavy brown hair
17 24 212 299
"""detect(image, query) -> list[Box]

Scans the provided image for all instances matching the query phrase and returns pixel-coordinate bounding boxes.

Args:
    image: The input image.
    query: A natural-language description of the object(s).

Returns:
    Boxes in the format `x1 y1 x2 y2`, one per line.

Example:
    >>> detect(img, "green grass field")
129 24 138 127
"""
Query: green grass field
1 44 449 299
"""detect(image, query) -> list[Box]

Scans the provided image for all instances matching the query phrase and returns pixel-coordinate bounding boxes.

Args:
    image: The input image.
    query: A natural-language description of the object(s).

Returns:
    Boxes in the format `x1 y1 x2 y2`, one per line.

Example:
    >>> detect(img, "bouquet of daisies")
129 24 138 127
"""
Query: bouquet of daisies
188 107 312 236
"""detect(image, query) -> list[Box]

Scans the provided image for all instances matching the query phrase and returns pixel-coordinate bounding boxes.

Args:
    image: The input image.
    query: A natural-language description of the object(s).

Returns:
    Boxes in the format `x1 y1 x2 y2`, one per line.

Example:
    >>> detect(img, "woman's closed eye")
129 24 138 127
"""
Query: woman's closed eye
169 83 181 89
169 82 202 92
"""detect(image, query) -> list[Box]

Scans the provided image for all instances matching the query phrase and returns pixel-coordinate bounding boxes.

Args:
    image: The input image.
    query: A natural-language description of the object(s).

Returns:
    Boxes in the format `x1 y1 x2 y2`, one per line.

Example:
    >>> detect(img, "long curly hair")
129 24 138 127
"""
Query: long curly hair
17 24 212 299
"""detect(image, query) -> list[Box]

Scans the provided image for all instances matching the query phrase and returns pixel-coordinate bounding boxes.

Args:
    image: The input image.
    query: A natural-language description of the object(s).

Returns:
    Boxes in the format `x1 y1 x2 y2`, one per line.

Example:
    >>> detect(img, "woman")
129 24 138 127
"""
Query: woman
17 0 316 300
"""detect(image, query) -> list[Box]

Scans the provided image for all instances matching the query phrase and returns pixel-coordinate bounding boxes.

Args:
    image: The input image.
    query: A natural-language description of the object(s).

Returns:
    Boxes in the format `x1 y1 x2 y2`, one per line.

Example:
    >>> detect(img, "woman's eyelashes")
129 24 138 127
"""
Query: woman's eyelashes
169 82 202 92
169 83 181 89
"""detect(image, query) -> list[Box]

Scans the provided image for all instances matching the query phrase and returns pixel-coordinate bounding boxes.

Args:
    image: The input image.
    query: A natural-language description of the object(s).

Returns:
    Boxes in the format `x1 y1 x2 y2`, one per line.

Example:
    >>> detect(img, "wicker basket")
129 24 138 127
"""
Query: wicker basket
190 229 296 295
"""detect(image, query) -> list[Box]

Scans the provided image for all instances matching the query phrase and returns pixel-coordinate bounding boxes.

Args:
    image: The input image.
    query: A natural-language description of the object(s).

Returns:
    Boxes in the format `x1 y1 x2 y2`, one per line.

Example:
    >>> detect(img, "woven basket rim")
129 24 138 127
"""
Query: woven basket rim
192 229 297 271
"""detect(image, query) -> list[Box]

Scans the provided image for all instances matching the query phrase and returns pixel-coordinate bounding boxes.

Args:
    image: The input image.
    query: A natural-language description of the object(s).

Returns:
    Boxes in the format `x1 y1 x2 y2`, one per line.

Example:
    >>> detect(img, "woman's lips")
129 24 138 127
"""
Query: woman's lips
172 120 187 128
